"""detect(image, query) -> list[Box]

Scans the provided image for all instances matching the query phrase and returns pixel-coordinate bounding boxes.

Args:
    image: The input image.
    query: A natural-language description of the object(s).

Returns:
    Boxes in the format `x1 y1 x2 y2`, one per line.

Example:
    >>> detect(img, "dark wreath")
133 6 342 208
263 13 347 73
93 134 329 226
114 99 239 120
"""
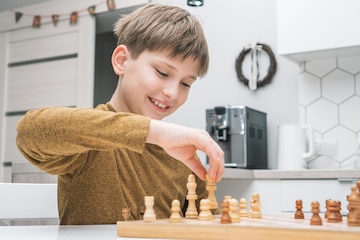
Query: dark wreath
235 43 277 89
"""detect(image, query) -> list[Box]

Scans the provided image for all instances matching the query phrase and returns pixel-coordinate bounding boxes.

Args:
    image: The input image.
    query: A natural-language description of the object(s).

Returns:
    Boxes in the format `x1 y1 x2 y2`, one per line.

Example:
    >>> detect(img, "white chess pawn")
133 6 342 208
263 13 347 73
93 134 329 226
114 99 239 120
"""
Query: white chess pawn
230 198 241 223
170 199 182 223
143 196 156 222
198 198 212 221
239 198 249 217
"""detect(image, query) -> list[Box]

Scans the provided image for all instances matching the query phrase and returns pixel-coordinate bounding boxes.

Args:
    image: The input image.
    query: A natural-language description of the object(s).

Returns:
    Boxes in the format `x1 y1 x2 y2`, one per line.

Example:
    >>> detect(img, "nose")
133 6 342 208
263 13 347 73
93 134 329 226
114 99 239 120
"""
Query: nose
162 80 179 100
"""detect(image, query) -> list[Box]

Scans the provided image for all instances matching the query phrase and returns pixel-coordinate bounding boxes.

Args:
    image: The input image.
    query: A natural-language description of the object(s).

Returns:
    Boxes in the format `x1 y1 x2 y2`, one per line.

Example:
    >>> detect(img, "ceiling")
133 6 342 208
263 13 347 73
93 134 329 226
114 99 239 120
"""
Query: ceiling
0 0 52 12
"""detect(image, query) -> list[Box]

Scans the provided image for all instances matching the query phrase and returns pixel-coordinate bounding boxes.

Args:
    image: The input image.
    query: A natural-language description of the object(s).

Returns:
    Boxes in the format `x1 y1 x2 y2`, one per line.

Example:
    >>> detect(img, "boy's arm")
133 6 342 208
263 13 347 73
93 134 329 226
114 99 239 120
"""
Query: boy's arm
16 107 149 172
16 107 224 181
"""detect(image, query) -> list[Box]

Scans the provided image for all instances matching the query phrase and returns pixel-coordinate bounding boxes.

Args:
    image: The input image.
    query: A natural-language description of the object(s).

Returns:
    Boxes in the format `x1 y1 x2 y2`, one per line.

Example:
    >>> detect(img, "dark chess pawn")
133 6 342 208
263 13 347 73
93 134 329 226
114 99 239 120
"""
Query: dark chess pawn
294 199 305 219
220 199 232 224
310 201 322 225
122 207 130 221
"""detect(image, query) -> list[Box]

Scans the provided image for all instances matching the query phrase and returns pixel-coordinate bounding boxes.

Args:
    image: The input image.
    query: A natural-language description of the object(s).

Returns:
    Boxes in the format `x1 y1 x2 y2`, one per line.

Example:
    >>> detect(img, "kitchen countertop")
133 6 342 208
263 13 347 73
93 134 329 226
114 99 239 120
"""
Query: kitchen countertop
0 224 168 240
11 162 360 180
222 168 360 180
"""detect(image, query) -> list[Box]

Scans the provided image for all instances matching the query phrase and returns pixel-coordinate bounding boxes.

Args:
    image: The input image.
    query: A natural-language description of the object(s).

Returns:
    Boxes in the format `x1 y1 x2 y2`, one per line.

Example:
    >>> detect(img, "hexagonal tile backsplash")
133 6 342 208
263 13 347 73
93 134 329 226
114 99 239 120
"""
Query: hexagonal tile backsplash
299 57 360 169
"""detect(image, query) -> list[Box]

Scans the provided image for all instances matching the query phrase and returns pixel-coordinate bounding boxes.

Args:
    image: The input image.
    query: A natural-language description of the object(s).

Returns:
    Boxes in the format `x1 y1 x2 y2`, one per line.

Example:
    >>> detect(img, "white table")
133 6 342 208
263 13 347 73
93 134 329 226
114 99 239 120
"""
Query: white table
0 224 168 240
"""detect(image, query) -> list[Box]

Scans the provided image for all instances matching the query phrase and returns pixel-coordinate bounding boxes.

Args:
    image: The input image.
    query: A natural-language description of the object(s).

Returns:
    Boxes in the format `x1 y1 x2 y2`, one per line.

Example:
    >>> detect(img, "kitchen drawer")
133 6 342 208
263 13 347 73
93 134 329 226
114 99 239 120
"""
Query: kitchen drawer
281 179 357 214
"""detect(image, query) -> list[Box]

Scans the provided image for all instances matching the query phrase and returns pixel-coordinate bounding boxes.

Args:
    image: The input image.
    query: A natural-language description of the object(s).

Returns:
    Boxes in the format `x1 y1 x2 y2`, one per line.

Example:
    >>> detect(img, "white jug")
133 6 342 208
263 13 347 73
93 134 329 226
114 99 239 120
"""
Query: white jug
277 124 314 170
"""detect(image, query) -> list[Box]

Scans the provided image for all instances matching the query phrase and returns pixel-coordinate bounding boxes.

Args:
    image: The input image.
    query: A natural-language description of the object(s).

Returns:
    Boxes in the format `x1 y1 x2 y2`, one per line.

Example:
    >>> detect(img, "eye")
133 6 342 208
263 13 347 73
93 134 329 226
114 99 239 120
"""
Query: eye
156 69 168 77
181 81 191 88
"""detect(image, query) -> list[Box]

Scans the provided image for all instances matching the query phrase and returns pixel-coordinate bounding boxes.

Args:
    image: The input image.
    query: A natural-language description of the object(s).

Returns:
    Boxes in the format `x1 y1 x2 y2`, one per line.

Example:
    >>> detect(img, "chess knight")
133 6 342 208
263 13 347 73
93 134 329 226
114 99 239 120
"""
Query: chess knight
250 193 262 218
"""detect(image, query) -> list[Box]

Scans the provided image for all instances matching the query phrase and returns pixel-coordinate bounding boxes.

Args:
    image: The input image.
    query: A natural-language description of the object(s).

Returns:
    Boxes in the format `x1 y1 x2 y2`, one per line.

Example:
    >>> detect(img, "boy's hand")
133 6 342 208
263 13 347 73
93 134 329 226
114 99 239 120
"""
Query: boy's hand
147 120 224 182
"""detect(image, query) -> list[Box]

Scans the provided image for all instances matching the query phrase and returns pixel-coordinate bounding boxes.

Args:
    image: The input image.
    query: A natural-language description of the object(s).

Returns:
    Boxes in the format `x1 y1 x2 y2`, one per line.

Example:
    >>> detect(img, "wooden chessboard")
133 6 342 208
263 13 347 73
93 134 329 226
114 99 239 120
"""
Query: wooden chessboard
117 215 360 240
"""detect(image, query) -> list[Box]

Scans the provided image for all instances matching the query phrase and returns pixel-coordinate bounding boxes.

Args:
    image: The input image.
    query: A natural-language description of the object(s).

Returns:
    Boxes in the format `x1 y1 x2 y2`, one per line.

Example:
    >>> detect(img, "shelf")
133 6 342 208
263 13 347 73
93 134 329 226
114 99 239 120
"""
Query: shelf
222 168 360 180
280 45 360 63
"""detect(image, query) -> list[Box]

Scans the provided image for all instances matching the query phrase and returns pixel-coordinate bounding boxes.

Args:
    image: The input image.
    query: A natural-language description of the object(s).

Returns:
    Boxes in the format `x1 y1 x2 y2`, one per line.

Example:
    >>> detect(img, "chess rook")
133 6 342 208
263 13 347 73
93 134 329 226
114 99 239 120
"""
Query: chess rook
327 200 341 223
347 181 360 226
143 196 156 222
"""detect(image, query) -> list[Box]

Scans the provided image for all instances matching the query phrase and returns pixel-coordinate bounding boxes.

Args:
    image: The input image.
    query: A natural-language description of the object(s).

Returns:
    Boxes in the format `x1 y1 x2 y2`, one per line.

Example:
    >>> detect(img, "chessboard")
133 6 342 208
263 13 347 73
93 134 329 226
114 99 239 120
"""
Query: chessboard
117 214 360 240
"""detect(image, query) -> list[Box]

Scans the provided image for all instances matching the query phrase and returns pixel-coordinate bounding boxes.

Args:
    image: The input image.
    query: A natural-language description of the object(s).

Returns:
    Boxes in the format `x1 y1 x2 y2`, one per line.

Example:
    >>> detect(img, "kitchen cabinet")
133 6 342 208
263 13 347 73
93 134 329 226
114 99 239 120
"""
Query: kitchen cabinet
218 169 358 216
276 0 360 62
281 179 355 215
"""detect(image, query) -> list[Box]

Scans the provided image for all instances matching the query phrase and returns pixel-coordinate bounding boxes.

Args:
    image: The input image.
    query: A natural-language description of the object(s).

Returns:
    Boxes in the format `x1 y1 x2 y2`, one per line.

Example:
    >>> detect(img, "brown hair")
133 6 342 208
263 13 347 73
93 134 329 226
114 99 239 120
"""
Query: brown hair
113 4 209 77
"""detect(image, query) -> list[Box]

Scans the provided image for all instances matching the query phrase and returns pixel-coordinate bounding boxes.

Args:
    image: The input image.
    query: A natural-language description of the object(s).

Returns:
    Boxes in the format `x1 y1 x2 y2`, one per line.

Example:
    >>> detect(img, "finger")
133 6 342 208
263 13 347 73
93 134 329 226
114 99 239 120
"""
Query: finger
189 130 224 181
182 157 207 181
206 144 224 182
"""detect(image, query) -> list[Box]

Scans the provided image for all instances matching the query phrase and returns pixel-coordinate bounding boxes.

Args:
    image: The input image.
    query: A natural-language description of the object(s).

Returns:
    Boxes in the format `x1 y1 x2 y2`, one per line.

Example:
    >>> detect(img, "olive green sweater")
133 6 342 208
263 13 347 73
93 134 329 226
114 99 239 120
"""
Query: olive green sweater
16 103 207 225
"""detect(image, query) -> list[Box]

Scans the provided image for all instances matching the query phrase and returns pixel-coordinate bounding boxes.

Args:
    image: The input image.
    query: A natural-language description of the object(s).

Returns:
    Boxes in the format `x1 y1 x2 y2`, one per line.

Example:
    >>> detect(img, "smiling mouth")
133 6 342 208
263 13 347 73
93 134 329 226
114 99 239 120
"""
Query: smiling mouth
150 98 168 109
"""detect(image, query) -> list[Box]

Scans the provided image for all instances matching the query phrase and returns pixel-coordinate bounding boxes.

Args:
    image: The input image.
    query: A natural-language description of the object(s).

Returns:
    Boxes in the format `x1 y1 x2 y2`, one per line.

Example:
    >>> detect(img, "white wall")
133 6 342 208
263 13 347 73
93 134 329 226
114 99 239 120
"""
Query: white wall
299 57 360 169
0 0 149 182
0 0 300 175
154 0 299 169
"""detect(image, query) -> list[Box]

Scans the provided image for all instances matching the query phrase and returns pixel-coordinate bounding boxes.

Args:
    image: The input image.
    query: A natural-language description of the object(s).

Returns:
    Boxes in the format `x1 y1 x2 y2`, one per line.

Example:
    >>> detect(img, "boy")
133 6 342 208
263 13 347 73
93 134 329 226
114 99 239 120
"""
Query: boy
16 3 224 225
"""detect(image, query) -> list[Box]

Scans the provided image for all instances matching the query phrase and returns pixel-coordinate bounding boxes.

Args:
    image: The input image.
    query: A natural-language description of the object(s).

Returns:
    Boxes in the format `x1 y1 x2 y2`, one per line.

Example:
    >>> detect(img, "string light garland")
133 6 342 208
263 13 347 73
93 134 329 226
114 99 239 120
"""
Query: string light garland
11 0 115 27
235 43 277 90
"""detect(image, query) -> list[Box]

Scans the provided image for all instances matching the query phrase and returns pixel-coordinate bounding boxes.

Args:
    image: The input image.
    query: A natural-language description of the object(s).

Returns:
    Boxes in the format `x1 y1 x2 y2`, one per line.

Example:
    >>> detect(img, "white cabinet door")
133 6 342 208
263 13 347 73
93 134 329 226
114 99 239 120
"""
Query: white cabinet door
217 179 282 215
277 0 360 62
281 179 356 215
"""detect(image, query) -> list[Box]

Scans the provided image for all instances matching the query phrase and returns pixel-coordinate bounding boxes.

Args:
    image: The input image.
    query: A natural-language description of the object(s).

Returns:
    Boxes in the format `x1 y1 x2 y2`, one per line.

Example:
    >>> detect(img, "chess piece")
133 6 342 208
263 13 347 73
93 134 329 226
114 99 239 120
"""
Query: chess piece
185 174 198 219
122 207 130 221
294 199 305 219
324 199 330 219
198 198 212 221
250 193 262 218
220 199 232 224
170 199 182 223
137 205 145 220
143 196 156 222
224 195 232 201
327 200 339 223
224 196 232 216
327 200 342 223
239 198 249 217
206 174 218 210
310 201 322 225
347 181 360 226
336 200 343 222
230 198 241 223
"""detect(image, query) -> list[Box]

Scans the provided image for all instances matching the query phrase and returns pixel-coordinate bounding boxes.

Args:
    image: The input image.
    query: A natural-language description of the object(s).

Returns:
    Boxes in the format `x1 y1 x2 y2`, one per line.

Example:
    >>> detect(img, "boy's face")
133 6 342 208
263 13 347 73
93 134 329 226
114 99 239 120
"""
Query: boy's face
114 47 200 120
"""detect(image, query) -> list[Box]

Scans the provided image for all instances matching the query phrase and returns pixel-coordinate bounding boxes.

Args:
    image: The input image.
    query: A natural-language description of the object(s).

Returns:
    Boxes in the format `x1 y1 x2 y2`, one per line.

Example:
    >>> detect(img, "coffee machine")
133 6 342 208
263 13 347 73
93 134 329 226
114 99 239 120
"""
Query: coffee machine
206 105 268 169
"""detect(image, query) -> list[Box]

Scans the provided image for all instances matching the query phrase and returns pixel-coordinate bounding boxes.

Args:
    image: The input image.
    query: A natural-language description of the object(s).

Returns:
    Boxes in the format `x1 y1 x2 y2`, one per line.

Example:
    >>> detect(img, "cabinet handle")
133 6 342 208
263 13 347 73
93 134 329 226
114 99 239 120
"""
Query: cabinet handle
337 178 357 183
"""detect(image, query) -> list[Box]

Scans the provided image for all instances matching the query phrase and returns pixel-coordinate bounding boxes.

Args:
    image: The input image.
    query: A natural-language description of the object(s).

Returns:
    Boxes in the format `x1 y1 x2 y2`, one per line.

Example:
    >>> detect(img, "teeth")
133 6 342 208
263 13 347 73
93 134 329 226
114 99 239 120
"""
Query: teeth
152 99 167 109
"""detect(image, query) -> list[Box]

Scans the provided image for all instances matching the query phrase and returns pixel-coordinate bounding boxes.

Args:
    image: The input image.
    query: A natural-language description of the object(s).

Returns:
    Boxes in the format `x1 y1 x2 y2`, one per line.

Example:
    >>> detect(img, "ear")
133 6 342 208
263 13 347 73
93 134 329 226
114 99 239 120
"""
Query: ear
111 45 129 75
